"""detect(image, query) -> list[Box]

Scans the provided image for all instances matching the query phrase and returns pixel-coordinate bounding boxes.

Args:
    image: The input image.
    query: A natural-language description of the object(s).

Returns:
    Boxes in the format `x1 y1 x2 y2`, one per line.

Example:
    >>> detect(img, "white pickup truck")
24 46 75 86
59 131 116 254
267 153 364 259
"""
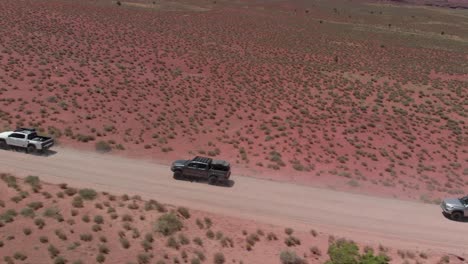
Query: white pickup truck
0 128 54 154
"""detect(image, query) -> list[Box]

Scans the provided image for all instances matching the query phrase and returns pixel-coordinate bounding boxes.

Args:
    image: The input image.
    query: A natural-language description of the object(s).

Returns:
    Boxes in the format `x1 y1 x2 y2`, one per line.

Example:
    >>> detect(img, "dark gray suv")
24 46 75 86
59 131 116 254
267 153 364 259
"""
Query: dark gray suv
441 195 468 220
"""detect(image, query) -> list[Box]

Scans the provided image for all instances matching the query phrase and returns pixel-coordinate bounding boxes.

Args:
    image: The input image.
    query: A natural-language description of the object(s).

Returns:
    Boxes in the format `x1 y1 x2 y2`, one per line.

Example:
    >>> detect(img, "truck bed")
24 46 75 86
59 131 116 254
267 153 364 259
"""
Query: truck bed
31 136 52 142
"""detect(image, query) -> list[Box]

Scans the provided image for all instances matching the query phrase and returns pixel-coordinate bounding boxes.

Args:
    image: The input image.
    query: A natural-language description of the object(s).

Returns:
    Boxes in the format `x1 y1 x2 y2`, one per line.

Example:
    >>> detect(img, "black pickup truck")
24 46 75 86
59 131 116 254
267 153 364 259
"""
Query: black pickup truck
170 156 231 185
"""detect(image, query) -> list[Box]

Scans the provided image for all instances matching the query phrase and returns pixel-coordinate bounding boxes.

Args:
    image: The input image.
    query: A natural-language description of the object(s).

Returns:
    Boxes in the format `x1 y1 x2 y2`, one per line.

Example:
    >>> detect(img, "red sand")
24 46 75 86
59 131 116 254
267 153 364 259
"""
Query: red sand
0 173 463 264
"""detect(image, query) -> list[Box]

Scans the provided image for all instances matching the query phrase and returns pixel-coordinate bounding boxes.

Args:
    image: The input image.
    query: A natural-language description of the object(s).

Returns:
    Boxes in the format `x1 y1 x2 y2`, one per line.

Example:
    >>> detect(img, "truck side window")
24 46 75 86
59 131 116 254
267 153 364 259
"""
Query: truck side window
187 163 197 168
27 134 36 140
197 164 207 170
9 133 25 139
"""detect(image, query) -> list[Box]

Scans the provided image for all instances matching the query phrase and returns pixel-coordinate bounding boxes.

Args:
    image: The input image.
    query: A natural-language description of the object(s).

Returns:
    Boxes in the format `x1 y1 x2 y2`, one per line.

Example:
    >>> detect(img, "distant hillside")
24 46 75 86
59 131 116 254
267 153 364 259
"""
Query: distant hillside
371 0 468 9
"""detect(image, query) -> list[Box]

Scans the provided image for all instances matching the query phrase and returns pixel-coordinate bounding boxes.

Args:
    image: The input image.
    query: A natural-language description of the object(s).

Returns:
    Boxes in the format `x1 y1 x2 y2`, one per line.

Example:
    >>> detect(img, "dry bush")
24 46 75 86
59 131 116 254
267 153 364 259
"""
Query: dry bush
156 213 183 236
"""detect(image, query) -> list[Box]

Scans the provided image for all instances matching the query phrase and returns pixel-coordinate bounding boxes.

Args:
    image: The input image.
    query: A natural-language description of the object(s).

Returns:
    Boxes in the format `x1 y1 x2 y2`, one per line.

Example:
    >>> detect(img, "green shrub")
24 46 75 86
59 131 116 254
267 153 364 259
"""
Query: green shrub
54 256 67 264
310 229 318 237
43 207 63 221
80 233 93 242
204 217 212 228
206 229 215 239
98 244 109 254
213 252 225 264
191 258 201 264
122 214 133 222
2 174 18 189
196 218 204 229
326 239 359 264
155 213 183 236
128 202 139 210
23 228 32 235
141 240 152 251
28 201 43 210
310 246 322 256
35 218 46 229
65 188 78 196
177 207 190 219
167 236 180 249
82 215 90 223
55 229 67 240
284 236 301 247
94 215 104 224
48 244 60 258
24 175 41 190
95 141 111 153
193 237 203 246
13 252 27 260
220 237 234 248
194 250 205 261
359 251 390 264
246 233 259 246
67 242 80 250
179 233 190 245
280 250 305 264
138 253 151 264
325 238 390 264
120 238 130 249
72 197 84 208
42 191 53 199
20 207 35 218
0 209 17 223
267 232 278 241
79 188 97 200
144 233 153 242
96 253 105 263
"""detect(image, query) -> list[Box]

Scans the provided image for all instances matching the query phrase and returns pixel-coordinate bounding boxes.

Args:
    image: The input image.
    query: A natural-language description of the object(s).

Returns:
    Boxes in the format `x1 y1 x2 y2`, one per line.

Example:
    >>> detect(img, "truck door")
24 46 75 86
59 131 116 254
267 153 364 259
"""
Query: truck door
461 197 468 217
196 163 208 178
7 133 26 147
185 162 198 177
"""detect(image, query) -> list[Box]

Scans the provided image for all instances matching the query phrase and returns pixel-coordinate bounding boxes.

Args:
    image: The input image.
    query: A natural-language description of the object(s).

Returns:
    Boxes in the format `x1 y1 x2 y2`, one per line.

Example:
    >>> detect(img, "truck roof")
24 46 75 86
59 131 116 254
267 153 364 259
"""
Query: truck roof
192 156 213 164
14 128 37 134
192 156 230 167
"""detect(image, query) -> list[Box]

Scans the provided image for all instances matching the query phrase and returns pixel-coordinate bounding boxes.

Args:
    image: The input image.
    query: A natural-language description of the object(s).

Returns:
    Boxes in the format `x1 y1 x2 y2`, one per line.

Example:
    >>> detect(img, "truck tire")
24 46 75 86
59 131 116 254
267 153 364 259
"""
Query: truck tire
0 140 7 149
451 211 463 221
26 144 36 154
208 176 218 185
173 170 184 180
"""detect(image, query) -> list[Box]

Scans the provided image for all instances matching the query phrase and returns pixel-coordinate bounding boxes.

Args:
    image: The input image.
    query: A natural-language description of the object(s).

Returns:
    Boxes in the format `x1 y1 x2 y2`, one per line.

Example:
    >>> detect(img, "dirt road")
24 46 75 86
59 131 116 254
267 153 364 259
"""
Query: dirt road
0 147 467 257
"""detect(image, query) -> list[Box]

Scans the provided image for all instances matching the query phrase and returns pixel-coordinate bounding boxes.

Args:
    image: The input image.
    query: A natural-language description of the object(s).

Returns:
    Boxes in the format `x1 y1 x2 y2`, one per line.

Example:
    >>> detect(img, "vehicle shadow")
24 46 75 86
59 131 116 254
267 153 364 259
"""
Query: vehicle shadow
32 149 58 157
442 212 468 223
176 177 236 188
0 147 58 157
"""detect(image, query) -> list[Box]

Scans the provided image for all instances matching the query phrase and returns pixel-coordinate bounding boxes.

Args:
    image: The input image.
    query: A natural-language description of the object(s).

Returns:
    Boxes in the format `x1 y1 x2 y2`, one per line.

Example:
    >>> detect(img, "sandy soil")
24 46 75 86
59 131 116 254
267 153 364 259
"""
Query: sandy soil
1 146 467 260
2 169 466 264
0 0 466 205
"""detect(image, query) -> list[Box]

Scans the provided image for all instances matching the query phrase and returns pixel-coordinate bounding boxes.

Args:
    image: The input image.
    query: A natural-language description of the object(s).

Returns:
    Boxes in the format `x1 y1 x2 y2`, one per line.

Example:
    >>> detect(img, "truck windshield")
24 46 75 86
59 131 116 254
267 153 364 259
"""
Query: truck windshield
459 197 468 206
